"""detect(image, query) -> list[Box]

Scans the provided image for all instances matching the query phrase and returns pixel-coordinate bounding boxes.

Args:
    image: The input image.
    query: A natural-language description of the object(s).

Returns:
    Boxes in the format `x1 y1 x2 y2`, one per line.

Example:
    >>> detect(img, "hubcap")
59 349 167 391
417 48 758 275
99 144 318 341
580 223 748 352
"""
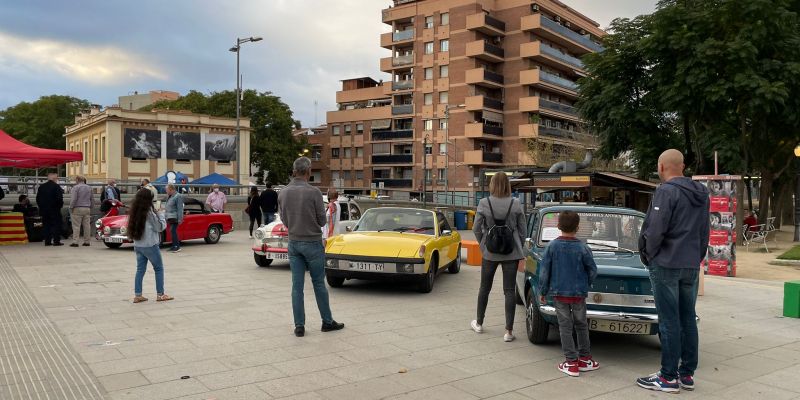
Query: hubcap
209 228 219 240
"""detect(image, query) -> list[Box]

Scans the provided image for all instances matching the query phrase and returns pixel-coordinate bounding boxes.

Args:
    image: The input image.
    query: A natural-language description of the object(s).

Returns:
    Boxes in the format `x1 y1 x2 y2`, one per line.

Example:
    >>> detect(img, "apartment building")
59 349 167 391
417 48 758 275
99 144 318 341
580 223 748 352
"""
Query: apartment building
326 0 604 199
293 125 329 186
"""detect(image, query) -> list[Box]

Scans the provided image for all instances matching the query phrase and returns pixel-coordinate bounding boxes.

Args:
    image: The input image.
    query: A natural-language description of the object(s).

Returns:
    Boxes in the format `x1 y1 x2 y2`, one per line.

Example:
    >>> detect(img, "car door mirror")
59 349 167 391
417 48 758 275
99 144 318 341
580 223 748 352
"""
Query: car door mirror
345 226 353 232
442 230 452 236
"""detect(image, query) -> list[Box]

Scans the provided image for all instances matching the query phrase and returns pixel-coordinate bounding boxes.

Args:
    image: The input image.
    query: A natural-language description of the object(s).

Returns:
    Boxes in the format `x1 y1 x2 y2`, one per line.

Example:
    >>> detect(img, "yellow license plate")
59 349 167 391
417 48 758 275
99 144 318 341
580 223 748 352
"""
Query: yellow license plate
588 319 651 335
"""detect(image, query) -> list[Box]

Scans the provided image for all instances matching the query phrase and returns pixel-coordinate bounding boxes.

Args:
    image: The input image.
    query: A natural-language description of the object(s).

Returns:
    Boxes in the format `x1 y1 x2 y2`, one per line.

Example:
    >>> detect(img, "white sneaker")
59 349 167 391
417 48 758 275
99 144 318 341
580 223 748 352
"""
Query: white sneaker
470 320 483 333
249 235 253 239
504 333 515 342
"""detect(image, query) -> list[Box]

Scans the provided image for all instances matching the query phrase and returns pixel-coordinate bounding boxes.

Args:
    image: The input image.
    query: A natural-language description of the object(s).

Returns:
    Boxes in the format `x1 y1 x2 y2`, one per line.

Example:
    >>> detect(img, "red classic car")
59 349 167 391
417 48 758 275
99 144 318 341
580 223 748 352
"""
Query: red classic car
96 198 234 248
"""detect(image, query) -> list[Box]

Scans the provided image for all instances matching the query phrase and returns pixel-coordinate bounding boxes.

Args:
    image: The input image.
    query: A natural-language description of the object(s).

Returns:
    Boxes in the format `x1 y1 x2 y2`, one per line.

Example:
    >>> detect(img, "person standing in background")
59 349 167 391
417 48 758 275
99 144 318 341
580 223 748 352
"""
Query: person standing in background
36 173 64 247
164 184 184 253
69 176 94 247
323 188 340 240
247 186 262 238
205 183 227 213
260 183 279 225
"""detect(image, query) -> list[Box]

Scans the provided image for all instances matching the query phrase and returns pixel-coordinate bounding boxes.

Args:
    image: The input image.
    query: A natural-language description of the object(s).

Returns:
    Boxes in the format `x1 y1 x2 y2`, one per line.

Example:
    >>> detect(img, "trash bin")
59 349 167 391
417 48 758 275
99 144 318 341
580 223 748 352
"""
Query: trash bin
453 210 468 230
466 210 476 230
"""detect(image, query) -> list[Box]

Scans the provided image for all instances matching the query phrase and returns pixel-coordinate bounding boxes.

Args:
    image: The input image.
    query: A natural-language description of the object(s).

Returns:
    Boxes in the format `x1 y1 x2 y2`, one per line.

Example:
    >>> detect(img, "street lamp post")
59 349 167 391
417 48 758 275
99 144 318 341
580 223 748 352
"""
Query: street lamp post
423 134 429 209
793 145 800 241
444 103 465 205
229 36 262 187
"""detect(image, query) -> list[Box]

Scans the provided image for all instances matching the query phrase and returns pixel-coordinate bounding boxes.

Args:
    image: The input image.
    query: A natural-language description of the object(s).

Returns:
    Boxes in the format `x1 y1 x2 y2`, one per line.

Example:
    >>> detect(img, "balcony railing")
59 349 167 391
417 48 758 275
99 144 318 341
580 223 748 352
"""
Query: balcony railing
540 98 578 116
372 129 413 141
485 14 506 31
392 80 414 90
372 178 413 188
541 16 604 52
484 152 503 163
372 154 413 164
484 97 504 110
485 42 504 58
392 104 414 115
393 29 414 41
484 125 503 136
539 126 596 143
392 54 414 66
540 71 578 91
540 43 584 69
484 70 504 84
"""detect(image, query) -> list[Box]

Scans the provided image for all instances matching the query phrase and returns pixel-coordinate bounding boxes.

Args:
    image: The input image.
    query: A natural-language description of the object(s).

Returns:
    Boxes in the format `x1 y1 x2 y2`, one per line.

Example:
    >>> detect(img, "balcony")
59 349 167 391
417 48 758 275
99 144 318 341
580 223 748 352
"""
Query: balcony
465 95 504 111
520 69 578 98
392 80 414 91
466 40 504 63
381 54 414 71
519 97 580 121
521 14 604 55
538 126 597 144
465 68 504 88
520 41 584 72
464 150 504 165
519 123 539 138
465 123 503 140
372 154 413 164
372 178 413 188
381 29 415 48
392 104 414 115
466 13 506 36
372 129 413 141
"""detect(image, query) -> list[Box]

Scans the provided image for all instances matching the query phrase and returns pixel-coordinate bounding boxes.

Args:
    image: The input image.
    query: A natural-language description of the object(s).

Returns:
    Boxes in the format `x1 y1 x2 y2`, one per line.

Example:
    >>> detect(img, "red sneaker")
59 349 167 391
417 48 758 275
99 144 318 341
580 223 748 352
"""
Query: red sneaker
579 356 600 371
558 360 580 377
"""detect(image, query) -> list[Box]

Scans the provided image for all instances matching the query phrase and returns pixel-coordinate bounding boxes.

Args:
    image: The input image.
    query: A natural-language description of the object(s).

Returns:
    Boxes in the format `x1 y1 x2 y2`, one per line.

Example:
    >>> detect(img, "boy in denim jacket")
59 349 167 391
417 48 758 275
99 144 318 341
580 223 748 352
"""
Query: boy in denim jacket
538 211 599 377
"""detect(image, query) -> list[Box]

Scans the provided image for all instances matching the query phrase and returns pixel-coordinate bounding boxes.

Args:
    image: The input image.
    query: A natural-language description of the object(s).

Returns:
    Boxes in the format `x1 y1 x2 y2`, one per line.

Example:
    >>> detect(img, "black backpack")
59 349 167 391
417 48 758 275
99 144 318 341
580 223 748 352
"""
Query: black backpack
485 198 515 255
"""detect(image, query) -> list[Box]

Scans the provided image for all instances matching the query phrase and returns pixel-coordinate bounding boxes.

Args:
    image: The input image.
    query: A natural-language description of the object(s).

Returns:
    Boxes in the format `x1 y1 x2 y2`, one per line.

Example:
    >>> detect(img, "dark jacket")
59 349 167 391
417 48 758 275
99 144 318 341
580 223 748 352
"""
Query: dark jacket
538 237 598 297
640 177 710 269
35 181 64 214
260 189 278 213
247 194 261 215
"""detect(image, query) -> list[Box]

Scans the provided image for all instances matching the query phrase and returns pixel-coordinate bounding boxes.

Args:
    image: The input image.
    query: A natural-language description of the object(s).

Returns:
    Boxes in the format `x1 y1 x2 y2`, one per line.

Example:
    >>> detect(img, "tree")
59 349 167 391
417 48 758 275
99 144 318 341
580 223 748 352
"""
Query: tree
0 95 90 150
144 89 305 184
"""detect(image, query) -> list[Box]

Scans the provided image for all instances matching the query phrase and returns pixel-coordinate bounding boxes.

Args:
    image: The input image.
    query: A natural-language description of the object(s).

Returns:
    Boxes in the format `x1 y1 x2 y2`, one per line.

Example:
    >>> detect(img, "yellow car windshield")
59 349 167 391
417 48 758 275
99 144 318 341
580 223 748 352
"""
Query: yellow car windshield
355 209 436 235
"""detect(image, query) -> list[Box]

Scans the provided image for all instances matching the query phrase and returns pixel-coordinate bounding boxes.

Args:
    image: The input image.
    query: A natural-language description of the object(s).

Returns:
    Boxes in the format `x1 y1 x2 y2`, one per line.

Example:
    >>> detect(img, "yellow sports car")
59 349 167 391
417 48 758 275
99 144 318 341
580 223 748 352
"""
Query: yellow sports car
324 207 462 293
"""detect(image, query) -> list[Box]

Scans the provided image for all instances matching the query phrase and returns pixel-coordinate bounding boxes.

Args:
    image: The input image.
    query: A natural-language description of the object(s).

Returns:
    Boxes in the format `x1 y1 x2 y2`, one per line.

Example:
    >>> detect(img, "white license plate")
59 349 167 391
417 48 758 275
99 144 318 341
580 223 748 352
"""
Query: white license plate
350 262 385 272
588 319 651 335
266 252 289 260
104 237 124 243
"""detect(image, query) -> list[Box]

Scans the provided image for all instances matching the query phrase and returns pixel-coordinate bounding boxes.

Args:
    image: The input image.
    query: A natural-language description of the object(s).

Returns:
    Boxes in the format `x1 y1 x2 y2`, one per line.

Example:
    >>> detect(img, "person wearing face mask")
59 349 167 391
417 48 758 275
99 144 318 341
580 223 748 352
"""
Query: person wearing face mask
205 184 227 213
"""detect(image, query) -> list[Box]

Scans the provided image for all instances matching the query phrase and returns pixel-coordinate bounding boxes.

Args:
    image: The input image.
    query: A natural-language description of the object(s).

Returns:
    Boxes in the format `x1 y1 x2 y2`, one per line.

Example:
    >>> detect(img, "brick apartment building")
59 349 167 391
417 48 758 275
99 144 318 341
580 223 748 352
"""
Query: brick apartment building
324 0 605 200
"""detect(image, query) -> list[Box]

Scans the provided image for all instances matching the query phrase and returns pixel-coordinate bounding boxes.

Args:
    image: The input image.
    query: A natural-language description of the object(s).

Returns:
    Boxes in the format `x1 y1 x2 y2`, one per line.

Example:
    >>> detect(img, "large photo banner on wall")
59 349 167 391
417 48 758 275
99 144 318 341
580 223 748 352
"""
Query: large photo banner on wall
124 128 162 159
167 131 201 160
205 133 237 161
693 175 741 277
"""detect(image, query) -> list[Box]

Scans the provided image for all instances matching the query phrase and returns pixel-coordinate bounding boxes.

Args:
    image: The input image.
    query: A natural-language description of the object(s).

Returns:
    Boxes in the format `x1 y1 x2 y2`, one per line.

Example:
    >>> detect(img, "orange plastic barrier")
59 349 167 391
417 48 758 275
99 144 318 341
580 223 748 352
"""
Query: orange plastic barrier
0 212 28 245
461 240 482 266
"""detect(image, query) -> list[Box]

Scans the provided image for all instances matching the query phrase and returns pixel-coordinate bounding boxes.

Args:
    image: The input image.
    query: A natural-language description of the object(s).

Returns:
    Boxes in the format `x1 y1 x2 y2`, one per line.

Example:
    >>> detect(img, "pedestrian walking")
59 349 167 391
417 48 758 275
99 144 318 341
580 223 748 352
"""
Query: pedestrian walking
470 172 527 342
247 186 262 238
260 183 278 225
100 179 120 214
164 184 184 253
636 149 710 393
205 183 227 212
323 188 340 240
126 188 173 304
35 172 64 247
278 157 344 337
538 211 600 377
69 176 94 247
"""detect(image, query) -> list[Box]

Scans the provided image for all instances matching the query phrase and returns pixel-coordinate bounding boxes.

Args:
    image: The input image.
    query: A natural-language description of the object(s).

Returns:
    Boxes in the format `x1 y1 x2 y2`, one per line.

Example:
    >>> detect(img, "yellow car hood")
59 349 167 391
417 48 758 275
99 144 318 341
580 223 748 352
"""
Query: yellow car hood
327 232 431 258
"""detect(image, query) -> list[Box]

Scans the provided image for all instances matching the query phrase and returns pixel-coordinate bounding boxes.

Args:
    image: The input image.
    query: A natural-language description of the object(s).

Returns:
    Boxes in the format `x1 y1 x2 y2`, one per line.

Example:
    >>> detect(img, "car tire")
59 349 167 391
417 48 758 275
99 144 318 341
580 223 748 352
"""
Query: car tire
515 284 524 305
254 253 272 267
104 242 122 249
204 225 221 244
418 255 437 293
326 273 345 288
448 245 461 274
526 289 549 344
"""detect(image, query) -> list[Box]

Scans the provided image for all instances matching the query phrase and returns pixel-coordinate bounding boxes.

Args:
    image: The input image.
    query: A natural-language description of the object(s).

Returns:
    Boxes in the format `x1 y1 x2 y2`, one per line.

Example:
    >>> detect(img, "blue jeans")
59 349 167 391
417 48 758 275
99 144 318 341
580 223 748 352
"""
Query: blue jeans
262 212 276 225
288 240 333 327
169 222 180 250
134 245 165 295
649 265 699 380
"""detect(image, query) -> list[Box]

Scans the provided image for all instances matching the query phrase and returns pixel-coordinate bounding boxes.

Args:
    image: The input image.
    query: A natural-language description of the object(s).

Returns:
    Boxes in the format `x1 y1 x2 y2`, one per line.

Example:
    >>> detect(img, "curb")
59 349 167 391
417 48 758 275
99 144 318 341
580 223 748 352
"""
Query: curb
768 259 800 267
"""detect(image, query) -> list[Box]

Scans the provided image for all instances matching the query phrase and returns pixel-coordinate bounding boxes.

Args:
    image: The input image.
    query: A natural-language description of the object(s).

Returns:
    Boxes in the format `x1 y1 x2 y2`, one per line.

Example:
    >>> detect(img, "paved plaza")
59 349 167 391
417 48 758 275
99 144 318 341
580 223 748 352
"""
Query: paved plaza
1 230 799 400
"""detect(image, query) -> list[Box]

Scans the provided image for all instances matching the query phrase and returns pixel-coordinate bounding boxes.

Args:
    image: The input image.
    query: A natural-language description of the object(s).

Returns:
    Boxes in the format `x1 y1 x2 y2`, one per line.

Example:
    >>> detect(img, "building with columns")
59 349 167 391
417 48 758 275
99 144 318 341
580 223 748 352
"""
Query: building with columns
64 107 250 184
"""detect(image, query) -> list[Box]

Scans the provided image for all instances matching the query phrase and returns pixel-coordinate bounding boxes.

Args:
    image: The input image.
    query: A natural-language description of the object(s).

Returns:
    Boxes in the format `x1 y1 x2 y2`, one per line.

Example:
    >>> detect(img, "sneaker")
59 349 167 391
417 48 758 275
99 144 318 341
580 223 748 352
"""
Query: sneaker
558 360 580 377
82 243 90 247
470 320 483 333
321 320 344 332
579 356 600 372
171 248 181 253
636 372 680 393
53 242 64 247
504 333 515 342
249 235 253 239
294 326 305 337
679 375 694 391
69 243 79 247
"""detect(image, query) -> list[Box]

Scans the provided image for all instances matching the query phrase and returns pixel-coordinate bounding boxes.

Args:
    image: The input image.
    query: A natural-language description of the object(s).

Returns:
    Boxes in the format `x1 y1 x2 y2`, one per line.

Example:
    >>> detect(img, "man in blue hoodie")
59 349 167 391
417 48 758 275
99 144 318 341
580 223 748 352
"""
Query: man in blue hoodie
637 149 710 393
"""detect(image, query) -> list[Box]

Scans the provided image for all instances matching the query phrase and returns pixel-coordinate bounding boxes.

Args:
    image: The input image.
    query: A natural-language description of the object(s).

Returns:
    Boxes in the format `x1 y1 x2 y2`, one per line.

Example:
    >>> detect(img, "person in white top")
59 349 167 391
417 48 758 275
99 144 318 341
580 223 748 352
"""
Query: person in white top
323 188 341 240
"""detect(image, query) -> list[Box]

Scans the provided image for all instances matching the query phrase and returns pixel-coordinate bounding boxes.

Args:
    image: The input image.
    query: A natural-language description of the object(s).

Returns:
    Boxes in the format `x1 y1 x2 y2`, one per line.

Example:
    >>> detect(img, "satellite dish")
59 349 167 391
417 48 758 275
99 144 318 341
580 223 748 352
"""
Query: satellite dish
166 171 177 184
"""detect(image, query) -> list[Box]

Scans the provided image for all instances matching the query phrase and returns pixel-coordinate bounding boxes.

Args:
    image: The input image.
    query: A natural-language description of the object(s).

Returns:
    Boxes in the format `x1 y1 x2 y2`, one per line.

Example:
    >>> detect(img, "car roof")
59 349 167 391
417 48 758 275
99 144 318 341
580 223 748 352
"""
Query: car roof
366 207 435 214
534 204 645 217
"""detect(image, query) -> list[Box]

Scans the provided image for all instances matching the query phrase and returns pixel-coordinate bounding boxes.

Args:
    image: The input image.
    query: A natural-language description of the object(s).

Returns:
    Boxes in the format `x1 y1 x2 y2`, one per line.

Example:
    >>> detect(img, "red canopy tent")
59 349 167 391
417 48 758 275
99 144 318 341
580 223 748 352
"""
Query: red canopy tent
0 129 82 168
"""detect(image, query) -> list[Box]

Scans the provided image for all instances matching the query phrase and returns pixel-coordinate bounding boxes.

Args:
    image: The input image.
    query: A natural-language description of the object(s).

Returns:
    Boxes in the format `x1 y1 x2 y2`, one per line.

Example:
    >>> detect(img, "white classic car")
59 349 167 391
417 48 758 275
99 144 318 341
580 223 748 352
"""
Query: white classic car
252 197 362 267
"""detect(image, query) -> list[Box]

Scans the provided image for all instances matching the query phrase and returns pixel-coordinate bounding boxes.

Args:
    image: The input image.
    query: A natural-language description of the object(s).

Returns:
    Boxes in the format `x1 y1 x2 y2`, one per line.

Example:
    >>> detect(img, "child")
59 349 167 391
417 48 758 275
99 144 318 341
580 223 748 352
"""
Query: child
538 211 599 377
127 188 173 303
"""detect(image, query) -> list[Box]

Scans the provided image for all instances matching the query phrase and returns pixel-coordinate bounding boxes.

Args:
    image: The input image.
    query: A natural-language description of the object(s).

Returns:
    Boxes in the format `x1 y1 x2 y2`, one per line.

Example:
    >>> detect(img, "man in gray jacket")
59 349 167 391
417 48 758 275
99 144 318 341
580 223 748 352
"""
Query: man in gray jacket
278 157 344 337
69 176 94 247
165 184 184 253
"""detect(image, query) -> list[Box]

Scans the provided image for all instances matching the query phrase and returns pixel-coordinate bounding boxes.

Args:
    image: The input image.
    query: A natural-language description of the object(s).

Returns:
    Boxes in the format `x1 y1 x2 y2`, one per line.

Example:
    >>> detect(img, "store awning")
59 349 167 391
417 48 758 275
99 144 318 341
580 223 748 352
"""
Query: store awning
0 130 83 168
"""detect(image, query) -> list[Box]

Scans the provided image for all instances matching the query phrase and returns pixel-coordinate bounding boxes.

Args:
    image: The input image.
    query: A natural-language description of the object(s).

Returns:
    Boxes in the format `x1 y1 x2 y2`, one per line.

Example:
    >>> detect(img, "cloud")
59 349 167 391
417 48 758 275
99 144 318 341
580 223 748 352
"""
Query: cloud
0 31 167 85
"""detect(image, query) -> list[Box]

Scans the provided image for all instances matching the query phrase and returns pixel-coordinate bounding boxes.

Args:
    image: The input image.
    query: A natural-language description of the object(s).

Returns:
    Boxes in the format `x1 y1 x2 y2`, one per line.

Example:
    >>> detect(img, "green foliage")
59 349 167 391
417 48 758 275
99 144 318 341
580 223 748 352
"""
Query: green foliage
143 89 305 184
0 95 90 150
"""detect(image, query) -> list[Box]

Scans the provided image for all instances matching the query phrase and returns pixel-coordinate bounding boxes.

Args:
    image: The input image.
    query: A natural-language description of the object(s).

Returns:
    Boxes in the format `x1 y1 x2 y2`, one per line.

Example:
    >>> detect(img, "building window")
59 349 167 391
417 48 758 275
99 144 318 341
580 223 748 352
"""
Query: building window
438 168 447 181
439 143 447 155
425 144 433 155
101 137 106 162
332 125 340 135
373 142 390 154
311 172 321 183
93 138 98 163
424 42 434 54
424 93 433 105
344 124 352 135
439 65 449 78
425 16 434 29
424 67 433 80
356 170 364 180
439 119 448 130
441 12 449 25
439 91 449 104
424 119 433 131
356 123 364 134
356 147 363 157
312 146 322 160
425 169 432 182
440 39 449 52
331 148 340 158
83 141 88 165
344 148 352 158
343 170 352 180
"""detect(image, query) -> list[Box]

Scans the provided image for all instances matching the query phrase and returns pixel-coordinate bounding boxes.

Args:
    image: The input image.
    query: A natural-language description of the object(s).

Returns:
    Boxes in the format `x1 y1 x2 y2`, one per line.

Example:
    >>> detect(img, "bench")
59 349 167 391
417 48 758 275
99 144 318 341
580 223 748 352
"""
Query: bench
743 224 771 253
461 240 482 266
785 281 800 318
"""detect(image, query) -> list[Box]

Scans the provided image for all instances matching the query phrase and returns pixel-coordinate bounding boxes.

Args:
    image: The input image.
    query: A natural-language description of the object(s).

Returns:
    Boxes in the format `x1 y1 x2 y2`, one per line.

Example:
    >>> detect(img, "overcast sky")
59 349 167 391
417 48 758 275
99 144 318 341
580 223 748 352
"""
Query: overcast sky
0 0 657 127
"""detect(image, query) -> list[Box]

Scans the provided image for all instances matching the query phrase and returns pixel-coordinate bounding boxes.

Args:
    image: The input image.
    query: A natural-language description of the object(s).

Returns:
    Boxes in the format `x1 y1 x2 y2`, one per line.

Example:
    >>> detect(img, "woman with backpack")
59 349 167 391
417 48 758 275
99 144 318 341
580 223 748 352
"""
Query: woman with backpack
127 188 173 303
470 172 527 342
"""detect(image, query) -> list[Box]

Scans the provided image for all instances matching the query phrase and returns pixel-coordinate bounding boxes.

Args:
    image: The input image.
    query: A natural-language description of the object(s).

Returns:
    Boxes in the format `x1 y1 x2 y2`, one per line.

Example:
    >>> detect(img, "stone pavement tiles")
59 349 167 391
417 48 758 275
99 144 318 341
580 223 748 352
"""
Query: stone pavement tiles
0 230 799 399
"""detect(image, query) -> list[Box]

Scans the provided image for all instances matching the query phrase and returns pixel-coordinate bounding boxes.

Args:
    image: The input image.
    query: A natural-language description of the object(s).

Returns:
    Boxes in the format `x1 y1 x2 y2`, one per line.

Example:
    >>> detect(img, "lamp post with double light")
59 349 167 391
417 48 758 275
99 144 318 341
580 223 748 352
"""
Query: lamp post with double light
229 36 262 187
444 103 465 205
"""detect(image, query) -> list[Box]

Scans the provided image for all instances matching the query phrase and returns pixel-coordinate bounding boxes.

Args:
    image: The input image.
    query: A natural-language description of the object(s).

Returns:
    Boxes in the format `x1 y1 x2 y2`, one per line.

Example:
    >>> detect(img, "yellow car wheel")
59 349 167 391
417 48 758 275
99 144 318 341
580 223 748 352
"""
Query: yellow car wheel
418 255 437 293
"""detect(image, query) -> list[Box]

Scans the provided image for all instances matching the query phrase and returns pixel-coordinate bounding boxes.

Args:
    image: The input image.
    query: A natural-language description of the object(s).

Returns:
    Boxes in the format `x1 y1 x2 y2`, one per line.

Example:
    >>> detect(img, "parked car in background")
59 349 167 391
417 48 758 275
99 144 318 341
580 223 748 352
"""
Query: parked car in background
324 207 461 293
517 205 658 344
252 197 361 267
96 198 233 248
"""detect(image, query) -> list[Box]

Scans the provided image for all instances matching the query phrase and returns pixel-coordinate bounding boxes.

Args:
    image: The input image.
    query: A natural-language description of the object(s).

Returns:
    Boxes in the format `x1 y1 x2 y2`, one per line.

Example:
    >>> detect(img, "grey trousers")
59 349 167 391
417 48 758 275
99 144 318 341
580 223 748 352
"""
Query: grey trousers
554 299 591 361
476 258 518 331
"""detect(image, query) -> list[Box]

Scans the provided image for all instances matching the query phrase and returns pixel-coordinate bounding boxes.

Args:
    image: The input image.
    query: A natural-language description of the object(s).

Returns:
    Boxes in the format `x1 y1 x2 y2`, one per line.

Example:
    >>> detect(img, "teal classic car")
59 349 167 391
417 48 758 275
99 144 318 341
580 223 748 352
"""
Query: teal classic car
516 205 658 344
